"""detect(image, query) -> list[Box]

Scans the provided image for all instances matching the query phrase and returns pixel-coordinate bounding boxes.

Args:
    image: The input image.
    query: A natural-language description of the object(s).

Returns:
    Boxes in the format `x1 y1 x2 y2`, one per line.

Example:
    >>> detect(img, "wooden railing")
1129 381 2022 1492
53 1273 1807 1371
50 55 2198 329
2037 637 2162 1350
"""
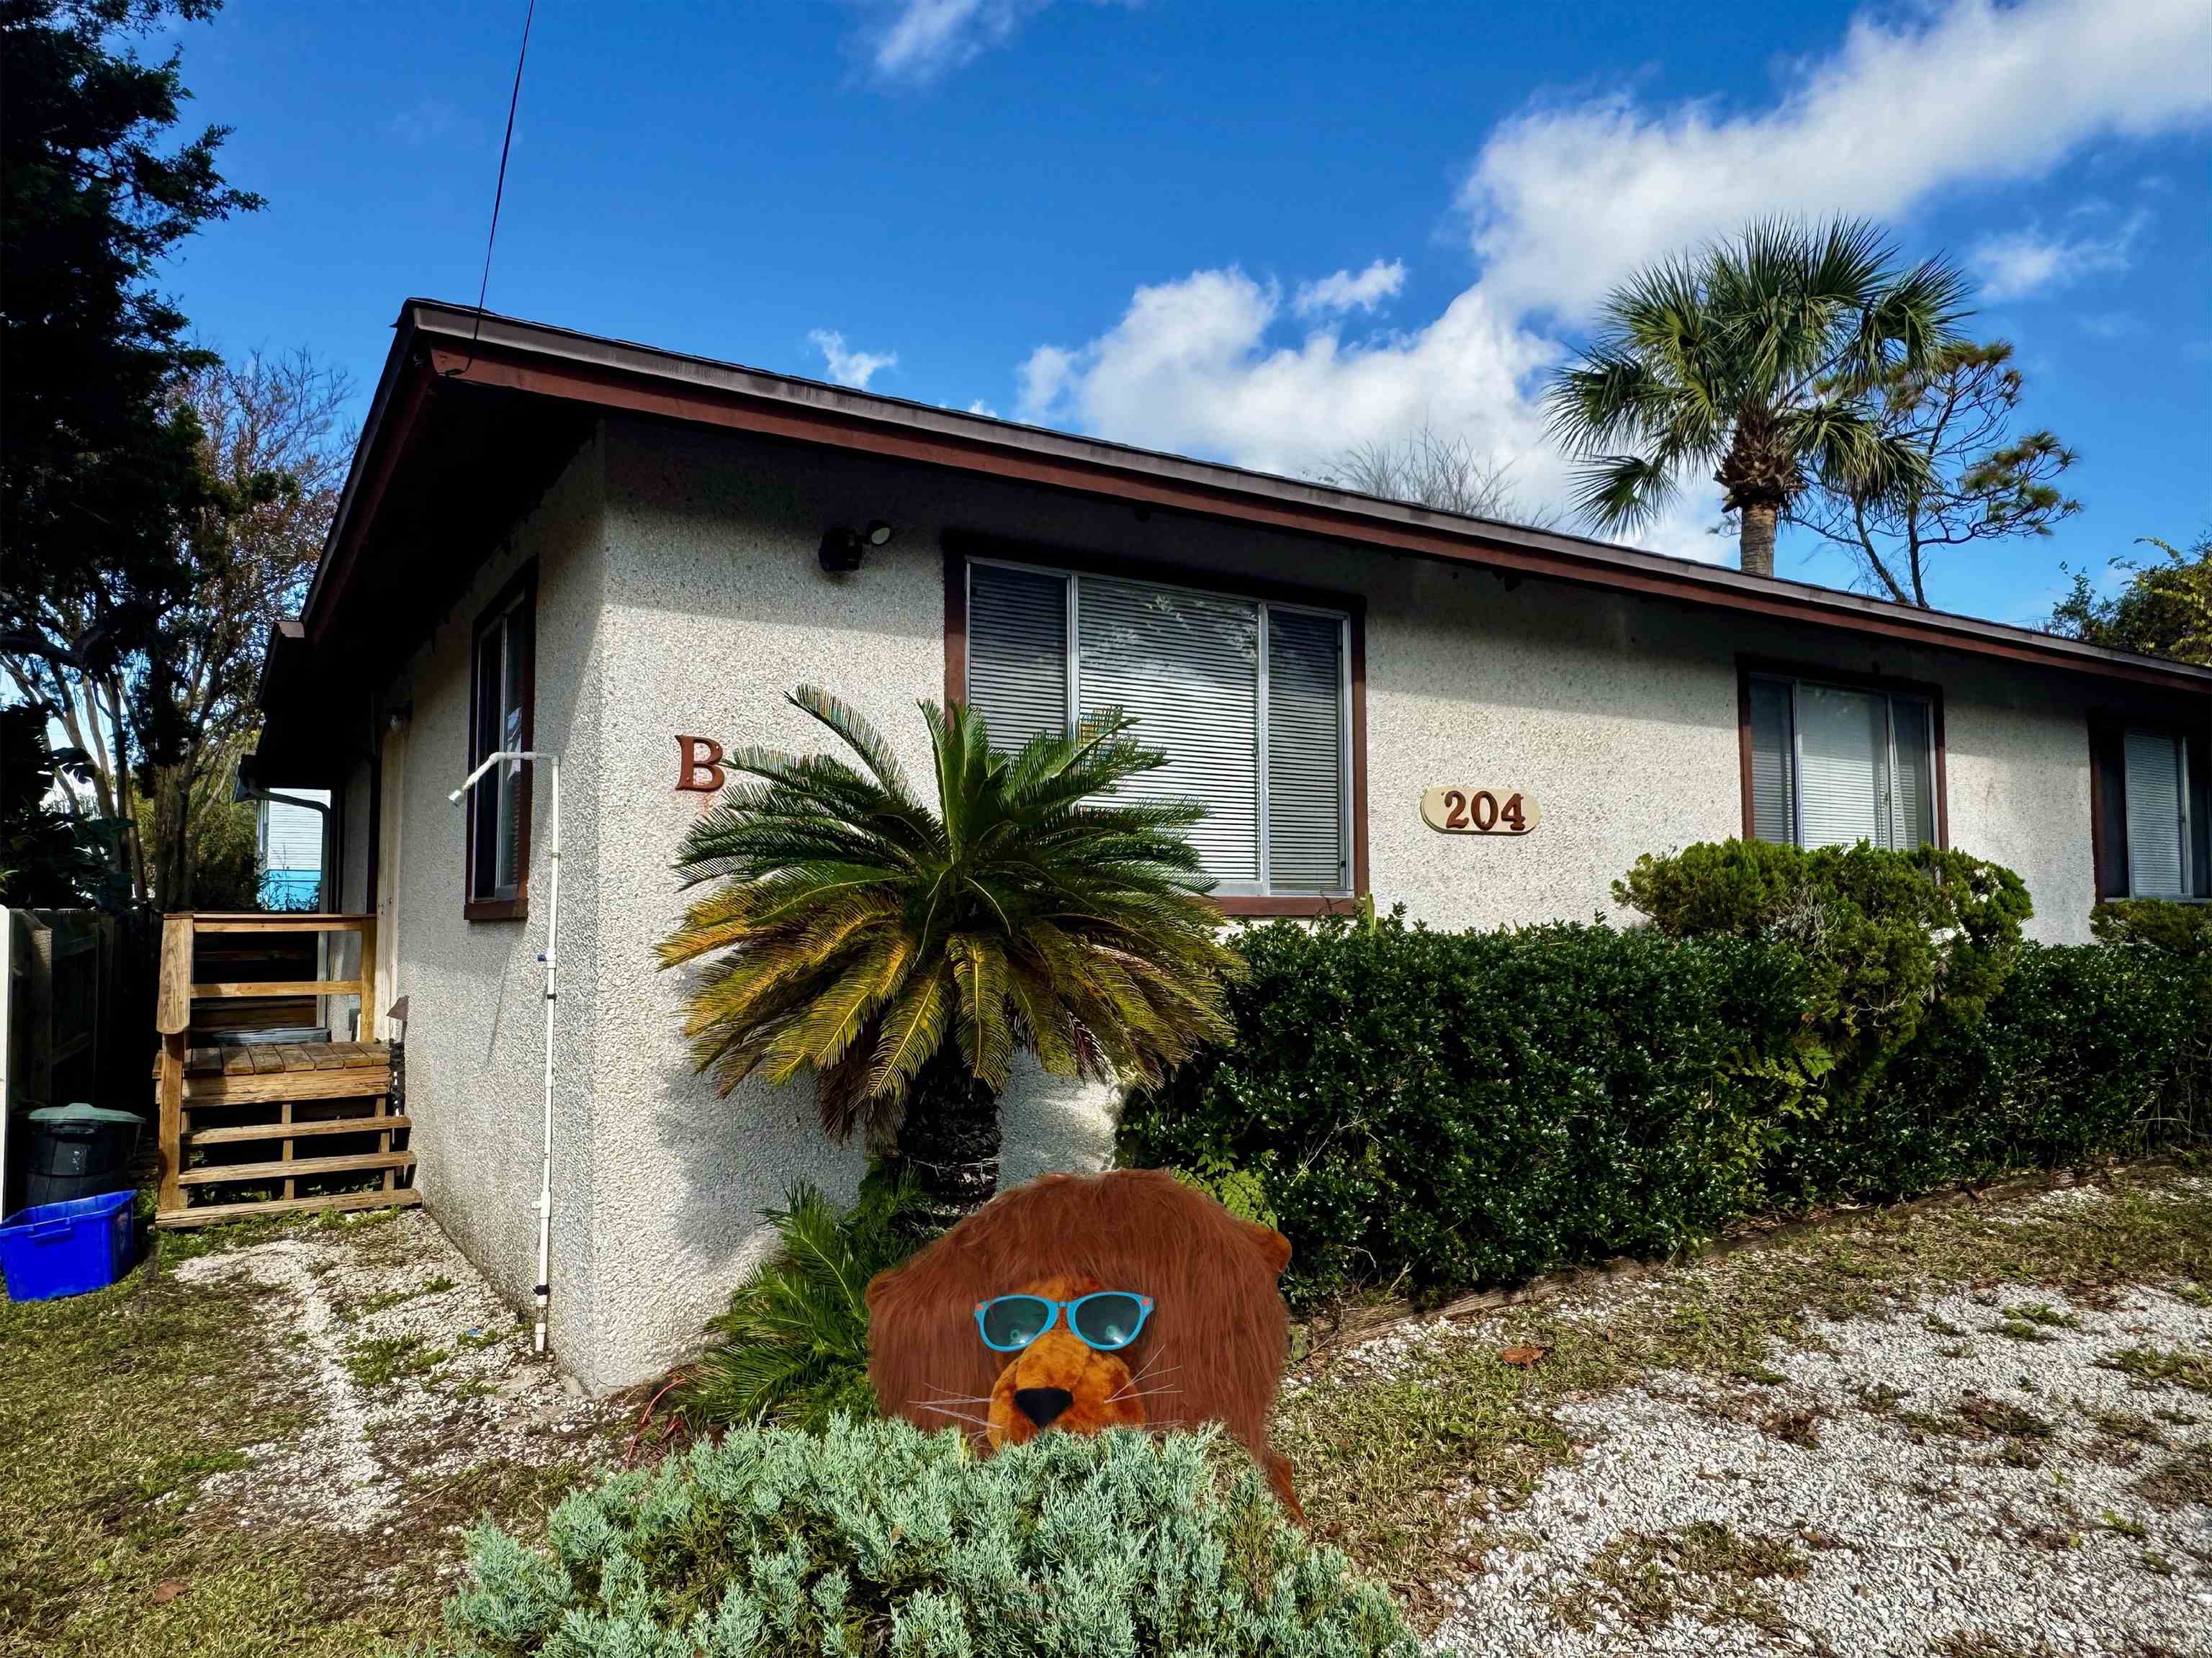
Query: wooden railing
155 912 403 1224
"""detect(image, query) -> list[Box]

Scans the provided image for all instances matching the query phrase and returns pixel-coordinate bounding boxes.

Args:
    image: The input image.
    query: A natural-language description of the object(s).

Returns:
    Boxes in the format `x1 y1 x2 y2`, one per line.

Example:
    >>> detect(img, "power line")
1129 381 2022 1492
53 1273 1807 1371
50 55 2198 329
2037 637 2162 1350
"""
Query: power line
448 0 538 377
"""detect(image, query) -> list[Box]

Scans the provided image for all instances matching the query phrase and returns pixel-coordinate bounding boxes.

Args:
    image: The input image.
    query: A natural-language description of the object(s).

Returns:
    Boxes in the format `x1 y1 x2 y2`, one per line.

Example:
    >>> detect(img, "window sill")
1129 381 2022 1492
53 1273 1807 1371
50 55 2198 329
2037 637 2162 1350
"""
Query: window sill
464 896 529 923
1215 895 1365 919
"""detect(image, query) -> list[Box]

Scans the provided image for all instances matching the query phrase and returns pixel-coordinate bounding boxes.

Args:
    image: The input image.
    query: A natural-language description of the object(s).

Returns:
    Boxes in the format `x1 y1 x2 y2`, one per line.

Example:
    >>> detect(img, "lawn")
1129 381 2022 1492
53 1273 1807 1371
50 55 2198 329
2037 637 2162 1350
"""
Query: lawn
0 1207 615 1658
2 1161 2207 1657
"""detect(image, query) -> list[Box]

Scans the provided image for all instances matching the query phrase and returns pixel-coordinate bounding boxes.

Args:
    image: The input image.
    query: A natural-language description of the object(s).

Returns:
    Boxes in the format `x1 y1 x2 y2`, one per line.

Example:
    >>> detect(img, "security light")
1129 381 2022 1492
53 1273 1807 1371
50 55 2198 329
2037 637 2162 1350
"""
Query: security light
819 526 864 572
865 520 894 547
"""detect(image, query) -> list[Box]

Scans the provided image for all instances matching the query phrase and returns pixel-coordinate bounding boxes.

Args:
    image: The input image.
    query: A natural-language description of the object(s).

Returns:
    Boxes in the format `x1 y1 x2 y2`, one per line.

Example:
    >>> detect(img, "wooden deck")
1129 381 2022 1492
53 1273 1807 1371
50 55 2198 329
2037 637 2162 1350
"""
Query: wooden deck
153 913 415 1229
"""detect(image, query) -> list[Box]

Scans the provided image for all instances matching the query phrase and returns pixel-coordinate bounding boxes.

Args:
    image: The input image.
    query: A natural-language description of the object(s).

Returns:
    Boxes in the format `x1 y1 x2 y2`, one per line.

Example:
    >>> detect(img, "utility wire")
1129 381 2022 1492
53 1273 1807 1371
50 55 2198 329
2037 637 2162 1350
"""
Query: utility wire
448 0 538 377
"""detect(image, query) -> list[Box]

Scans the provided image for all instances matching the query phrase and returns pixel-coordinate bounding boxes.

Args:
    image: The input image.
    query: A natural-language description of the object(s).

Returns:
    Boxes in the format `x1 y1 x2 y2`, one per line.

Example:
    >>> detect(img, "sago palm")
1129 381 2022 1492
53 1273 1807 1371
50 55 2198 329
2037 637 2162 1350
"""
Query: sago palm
1545 217 1970 577
659 686 1241 1221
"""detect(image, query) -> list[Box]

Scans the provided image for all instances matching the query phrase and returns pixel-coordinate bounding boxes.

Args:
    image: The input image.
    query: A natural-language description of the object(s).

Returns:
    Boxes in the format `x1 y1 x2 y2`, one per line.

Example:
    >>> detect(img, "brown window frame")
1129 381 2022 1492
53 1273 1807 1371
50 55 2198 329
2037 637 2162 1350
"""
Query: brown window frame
2087 711 2211 904
1735 656 1950 850
464 563 537 922
943 532 1369 919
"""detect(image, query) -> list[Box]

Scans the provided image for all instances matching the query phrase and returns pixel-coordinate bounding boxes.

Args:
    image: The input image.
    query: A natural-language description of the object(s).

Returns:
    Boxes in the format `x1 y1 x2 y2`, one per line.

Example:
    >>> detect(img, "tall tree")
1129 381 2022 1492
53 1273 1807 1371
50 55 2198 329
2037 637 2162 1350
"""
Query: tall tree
1790 341 2078 607
1545 218 1970 577
140 349 352 907
660 689 1242 1225
0 0 260 903
2050 531 2212 667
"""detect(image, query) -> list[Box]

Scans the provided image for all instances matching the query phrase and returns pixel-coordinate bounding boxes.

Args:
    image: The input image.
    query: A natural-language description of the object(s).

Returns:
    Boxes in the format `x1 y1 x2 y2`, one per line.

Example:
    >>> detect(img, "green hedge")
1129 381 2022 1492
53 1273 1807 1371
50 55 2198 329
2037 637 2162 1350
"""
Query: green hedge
1119 916 1809 1302
443 1418 1422 1658
1121 849 2206 1307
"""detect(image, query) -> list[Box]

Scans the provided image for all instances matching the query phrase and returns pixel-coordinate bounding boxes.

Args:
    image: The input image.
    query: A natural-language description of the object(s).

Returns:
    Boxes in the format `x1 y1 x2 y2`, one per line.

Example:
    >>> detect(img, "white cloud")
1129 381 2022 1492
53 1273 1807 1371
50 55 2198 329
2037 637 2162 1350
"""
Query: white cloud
809 330 898 389
861 0 1132 83
1292 260 1407 318
1460 0 2212 323
1017 266 1563 490
1972 207 2149 300
1007 0 2212 563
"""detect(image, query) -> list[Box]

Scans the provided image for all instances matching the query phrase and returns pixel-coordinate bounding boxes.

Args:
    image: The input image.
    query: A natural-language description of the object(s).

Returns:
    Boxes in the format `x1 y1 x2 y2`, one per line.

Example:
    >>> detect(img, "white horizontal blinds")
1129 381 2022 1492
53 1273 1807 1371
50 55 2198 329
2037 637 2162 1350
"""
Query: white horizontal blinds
966 564 1070 750
1746 678 1794 844
1794 683 1889 849
1267 610 1347 892
1888 696 1936 850
2124 729 2187 898
1076 575 1261 885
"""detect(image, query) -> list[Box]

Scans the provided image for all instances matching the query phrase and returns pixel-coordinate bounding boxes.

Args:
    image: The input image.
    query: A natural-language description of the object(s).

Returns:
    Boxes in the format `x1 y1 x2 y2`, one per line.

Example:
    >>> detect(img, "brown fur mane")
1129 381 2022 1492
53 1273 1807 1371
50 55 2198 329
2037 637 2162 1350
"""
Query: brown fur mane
866 1168 1293 1495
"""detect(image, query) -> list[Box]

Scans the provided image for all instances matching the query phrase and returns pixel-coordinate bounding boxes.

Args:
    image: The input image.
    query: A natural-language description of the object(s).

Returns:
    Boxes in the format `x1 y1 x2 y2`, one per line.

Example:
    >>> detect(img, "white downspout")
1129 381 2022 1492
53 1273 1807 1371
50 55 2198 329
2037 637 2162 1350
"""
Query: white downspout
450 749 560 1359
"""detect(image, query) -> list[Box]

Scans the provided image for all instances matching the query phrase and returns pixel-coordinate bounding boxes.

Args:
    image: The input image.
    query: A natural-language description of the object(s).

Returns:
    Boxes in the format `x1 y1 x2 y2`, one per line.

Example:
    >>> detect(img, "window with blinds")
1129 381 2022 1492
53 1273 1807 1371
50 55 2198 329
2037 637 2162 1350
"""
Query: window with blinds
964 559 1353 896
2121 728 2191 898
1745 672 1937 851
467 569 535 916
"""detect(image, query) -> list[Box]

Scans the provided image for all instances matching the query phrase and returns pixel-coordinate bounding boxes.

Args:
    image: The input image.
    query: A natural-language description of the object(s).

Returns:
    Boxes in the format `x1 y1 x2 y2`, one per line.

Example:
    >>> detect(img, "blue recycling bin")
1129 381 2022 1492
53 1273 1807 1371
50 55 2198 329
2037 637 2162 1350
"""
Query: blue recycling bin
0 1189 138 1301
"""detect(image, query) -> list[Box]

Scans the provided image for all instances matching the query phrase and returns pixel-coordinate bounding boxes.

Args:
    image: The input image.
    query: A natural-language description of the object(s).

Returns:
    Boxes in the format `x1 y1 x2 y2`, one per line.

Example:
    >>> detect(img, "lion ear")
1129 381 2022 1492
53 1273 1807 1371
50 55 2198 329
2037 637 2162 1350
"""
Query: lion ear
1246 1222 1291 1279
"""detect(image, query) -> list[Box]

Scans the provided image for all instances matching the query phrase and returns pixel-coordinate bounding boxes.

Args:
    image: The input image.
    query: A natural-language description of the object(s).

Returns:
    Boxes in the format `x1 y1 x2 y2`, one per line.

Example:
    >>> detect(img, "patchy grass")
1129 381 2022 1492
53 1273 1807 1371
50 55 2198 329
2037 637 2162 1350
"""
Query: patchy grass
2100 1345 2212 1395
1280 1158 2212 1628
1552 1520 1808 1636
0 1213 602 1658
342 1333 448 1388
2134 1443 2212 1510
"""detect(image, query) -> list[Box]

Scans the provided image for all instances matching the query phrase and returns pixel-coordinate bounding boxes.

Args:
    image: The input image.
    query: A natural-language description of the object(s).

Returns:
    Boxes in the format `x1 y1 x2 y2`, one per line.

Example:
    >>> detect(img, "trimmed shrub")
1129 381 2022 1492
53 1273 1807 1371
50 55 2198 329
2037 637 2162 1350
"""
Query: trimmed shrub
1614 839 2033 1099
1118 914 1808 1304
2093 898 2212 961
442 1417 1424 1658
1777 941 2206 1200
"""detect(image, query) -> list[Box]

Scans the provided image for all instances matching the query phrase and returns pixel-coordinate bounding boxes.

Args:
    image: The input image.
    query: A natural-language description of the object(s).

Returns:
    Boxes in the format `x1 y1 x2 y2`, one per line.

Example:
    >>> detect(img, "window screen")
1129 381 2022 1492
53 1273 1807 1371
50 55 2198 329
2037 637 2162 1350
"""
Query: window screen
964 560 1352 896
1747 673 1936 851
469 580 534 908
2123 728 2188 898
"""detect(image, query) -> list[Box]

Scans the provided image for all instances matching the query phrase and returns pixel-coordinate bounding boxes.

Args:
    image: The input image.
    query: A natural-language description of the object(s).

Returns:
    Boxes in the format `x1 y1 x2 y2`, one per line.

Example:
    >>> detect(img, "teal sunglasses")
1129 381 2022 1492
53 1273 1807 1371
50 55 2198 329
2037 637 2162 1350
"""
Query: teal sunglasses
974 1292 1154 1353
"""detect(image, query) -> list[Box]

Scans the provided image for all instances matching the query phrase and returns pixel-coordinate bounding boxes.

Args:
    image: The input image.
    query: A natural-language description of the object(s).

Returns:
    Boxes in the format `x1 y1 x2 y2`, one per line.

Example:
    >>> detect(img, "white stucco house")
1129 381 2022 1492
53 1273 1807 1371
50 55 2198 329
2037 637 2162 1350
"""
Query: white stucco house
248 300 2212 1391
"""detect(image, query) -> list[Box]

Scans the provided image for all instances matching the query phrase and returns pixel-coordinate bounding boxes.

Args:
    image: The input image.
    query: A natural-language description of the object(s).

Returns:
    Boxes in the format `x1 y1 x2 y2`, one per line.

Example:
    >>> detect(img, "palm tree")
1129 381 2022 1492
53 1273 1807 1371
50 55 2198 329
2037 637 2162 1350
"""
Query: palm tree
660 686 1242 1223
1545 217 1971 577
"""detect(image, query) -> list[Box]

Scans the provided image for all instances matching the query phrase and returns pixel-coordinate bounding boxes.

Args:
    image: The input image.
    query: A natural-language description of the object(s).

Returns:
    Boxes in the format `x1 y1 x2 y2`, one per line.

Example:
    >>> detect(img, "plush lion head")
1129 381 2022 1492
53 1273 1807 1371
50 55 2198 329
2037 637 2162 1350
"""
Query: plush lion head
866 1168 1299 1515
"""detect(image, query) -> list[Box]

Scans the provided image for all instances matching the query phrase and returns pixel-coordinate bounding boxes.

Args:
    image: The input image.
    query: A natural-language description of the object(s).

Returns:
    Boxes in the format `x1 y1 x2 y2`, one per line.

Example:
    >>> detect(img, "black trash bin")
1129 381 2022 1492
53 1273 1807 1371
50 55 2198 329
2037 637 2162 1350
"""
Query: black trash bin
25 1104 144 1208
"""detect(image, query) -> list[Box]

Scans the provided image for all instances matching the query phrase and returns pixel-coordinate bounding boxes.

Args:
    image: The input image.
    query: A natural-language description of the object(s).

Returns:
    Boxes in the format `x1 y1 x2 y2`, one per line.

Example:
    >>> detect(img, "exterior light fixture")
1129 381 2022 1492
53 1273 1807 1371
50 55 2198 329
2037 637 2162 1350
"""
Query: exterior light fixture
819 521 894 573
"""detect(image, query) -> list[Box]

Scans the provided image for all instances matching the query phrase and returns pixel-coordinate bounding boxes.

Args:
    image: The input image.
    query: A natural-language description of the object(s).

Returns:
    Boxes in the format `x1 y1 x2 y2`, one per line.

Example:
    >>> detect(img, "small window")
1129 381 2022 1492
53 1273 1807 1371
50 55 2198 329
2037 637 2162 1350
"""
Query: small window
963 559 1355 900
1745 671 1940 850
466 567 535 919
2092 720 2208 901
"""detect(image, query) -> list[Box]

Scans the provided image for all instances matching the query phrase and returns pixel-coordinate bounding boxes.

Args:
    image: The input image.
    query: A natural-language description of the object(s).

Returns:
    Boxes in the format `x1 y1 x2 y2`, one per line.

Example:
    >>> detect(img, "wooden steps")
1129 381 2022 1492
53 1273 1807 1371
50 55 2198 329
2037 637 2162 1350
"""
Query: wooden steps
156 1189 421 1230
154 912 414 1227
176 1149 415 1186
187 1114 413 1148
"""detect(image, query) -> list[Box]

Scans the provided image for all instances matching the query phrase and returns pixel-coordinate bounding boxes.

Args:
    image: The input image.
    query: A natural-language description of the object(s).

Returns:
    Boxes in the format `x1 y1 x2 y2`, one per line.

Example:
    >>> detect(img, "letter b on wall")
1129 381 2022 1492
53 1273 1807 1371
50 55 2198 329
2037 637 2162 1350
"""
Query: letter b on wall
675 735 727 793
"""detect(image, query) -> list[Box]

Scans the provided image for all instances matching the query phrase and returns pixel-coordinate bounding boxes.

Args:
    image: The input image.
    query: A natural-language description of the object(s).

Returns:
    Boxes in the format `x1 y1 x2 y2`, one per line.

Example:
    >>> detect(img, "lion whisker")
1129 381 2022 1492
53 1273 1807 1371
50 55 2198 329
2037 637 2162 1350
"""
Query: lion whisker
912 1401 993 1428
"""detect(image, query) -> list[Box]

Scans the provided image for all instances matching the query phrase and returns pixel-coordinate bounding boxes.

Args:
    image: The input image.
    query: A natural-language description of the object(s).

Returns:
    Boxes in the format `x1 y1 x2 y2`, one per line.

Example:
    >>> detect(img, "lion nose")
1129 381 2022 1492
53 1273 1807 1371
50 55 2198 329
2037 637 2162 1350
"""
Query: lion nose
1014 1387 1073 1428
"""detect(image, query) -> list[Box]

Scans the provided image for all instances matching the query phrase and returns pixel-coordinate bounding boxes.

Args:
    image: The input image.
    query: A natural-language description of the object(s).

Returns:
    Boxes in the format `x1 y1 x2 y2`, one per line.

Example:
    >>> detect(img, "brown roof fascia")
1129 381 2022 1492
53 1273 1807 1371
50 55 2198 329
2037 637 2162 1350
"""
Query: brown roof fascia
306 299 2212 699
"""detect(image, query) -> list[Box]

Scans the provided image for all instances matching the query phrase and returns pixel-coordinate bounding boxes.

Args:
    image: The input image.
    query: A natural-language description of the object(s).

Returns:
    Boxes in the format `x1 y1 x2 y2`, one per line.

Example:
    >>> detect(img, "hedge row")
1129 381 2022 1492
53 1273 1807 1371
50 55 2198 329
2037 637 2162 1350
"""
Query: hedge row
1120 846 2208 1306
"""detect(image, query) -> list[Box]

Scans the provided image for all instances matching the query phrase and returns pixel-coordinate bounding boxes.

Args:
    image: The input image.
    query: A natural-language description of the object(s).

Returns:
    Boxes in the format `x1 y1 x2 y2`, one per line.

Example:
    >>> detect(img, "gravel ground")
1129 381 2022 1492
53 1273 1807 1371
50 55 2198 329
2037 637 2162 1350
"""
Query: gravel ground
172 1208 617 1536
1416 1202 2212 1657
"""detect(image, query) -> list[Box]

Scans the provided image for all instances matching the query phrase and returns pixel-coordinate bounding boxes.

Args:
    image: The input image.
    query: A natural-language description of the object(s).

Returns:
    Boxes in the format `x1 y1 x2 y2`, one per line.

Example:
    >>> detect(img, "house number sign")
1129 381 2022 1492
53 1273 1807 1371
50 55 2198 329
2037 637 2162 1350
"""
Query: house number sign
1421 787 1539 835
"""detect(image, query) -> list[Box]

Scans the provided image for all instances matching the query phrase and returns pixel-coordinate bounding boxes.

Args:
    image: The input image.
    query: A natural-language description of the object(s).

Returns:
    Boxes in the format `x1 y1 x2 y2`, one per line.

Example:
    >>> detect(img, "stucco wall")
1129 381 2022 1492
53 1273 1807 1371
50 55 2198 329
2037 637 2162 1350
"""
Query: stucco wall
372 433 612 1382
390 418 2169 1390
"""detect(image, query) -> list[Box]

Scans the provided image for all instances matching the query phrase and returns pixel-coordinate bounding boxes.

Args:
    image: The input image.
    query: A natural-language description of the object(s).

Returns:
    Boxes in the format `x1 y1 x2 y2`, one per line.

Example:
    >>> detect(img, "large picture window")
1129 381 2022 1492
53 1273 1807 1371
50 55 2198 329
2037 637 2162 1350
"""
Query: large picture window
465 566 535 919
1743 668 1942 850
962 557 1357 902
2091 719 2208 901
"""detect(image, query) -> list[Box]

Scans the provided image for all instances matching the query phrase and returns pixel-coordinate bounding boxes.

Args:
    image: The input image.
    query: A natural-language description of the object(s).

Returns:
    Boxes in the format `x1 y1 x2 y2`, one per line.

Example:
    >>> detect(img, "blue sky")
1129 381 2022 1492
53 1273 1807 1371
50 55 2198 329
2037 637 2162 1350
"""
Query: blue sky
161 0 2212 628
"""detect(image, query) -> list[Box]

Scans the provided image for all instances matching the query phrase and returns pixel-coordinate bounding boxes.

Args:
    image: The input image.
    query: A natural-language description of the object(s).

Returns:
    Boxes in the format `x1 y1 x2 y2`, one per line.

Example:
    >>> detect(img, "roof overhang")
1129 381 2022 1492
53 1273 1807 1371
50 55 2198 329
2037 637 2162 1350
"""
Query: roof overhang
269 298 2212 759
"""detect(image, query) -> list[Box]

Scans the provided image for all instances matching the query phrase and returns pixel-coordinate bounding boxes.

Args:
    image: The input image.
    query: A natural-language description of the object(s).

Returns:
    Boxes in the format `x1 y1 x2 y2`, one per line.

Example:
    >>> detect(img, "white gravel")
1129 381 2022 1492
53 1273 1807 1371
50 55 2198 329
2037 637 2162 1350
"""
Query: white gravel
172 1207 615 1532
1420 1250 2212 1654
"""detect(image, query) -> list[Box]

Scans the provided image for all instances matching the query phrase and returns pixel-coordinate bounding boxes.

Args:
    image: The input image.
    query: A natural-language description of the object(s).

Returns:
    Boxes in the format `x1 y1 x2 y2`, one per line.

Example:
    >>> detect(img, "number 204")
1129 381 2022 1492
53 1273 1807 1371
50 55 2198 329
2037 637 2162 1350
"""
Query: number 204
1421 787 1539 836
